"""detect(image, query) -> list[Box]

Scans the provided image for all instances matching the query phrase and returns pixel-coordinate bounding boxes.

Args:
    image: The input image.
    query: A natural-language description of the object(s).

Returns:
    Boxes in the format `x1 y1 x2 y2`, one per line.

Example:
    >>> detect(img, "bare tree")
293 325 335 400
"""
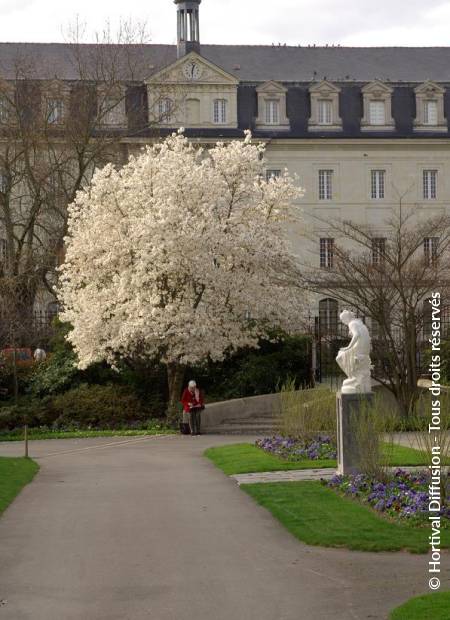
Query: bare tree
302 203 450 418
0 20 179 344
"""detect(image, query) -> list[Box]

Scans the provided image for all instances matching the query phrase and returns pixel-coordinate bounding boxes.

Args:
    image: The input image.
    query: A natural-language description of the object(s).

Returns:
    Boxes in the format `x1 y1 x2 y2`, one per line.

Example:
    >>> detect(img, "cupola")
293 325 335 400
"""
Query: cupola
174 0 201 58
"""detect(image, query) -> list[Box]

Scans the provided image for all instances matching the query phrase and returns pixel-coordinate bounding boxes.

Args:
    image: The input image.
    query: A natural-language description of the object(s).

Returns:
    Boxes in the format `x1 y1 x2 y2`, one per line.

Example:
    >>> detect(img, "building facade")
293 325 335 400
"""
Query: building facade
1 0 450 343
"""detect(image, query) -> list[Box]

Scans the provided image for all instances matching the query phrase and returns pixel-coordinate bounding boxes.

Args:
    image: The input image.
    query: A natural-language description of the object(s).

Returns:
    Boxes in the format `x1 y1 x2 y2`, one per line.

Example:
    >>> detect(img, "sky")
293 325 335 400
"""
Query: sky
0 0 450 46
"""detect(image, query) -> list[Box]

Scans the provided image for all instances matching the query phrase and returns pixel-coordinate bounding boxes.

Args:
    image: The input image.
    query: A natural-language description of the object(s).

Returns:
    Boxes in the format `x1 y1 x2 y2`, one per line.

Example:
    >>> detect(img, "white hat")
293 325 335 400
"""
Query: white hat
188 380 197 388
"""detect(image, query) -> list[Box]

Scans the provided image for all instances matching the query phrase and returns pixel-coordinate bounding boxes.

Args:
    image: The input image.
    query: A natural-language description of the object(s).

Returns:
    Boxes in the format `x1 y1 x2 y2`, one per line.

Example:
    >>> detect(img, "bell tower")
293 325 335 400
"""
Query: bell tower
174 0 201 58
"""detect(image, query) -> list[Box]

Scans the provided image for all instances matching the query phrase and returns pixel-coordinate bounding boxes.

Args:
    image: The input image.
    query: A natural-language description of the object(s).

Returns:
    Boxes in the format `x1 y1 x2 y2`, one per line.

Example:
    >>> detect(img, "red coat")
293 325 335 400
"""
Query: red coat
181 387 204 413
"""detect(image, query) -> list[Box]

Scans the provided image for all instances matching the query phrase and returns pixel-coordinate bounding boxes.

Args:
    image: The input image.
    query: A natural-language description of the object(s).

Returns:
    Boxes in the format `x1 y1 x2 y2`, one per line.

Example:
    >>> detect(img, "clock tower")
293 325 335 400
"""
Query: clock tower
174 0 201 59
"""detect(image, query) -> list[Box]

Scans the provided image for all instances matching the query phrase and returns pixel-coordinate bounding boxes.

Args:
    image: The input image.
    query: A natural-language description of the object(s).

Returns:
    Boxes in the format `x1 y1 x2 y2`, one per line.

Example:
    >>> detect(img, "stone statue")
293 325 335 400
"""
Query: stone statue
336 310 372 394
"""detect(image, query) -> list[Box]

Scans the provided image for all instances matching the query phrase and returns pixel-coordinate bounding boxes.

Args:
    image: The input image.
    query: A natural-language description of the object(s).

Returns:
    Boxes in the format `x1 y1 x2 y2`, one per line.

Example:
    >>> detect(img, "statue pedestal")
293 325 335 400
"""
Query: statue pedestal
336 392 374 475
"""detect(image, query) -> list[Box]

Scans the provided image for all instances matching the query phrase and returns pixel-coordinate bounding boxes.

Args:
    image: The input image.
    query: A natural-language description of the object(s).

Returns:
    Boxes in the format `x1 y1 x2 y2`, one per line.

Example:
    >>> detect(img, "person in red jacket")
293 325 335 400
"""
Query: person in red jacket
180 380 204 435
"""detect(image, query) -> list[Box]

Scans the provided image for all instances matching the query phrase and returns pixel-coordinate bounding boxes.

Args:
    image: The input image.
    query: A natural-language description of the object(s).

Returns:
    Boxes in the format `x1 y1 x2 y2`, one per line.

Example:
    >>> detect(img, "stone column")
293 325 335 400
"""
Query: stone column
336 392 374 475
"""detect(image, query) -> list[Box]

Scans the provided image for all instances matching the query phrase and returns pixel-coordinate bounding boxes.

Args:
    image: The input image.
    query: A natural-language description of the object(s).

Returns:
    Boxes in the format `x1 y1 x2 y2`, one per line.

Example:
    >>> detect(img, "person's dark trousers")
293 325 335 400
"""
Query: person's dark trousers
189 408 201 435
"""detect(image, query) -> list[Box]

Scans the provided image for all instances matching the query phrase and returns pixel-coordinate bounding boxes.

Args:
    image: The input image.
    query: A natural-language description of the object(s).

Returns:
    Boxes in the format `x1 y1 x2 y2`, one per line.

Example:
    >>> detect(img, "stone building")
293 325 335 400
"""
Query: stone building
1 0 450 347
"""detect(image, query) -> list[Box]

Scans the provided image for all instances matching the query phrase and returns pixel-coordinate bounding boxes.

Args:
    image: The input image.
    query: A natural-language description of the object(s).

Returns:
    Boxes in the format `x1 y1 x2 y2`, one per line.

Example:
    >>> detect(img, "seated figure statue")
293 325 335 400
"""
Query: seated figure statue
336 310 372 394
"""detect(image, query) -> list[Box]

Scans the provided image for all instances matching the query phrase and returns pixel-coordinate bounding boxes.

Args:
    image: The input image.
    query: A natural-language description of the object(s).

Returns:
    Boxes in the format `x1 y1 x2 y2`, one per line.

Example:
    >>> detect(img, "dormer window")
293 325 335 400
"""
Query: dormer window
42 81 69 126
308 81 342 131
255 81 289 131
213 98 227 124
361 81 394 131
102 97 125 126
414 82 446 132
47 98 64 124
265 100 279 125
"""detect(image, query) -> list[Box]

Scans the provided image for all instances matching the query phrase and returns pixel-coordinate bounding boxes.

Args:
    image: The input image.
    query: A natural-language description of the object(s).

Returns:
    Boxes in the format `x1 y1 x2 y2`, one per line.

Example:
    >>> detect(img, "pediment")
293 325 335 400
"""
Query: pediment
361 80 393 95
256 80 287 94
309 79 340 94
146 52 239 86
414 80 445 95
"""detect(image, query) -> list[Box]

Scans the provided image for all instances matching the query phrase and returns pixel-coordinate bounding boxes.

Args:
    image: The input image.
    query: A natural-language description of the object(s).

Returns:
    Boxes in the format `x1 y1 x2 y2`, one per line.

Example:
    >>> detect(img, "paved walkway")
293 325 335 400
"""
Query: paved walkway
0 434 434 620
231 465 426 485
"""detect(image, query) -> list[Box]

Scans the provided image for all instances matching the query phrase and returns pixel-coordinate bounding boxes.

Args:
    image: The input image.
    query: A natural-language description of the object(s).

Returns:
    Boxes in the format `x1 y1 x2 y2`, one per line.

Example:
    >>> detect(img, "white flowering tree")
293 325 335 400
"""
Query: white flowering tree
59 131 305 419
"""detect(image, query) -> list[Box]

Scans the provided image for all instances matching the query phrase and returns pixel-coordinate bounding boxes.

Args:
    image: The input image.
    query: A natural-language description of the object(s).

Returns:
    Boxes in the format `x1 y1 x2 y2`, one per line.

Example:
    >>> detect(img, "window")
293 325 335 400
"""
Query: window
319 170 333 200
318 99 332 125
103 98 123 125
423 298 433 339
47 98 63 124
371 170 385 199
265 100 279 125
369 101 385 125
320 238 334 269
424 237 439 266
0 173 7 193
372 237 386 265
265 169 281 181
424 100 438 126
158 98 173 124
319 298 338 334
0 238 7 265
213 99 227 124
423 170 437 200
0 97 9 123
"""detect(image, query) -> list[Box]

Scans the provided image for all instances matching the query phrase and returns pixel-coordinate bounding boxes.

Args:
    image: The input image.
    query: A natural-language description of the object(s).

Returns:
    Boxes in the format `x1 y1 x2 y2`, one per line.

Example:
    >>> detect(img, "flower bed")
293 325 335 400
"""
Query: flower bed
326 469 450 525
256 435 336 461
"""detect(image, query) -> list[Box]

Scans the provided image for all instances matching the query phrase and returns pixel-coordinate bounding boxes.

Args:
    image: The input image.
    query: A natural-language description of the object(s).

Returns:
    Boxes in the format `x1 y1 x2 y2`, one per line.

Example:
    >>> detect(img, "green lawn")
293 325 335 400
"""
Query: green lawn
0 457 39 515
390 591 450 619
204 442 430 475
242 481 450 553
0 428 174 442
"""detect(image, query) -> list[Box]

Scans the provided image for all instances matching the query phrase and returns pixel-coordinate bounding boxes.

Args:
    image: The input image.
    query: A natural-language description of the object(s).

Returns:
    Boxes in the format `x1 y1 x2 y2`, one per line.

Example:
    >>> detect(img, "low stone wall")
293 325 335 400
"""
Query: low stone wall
201 392 280 430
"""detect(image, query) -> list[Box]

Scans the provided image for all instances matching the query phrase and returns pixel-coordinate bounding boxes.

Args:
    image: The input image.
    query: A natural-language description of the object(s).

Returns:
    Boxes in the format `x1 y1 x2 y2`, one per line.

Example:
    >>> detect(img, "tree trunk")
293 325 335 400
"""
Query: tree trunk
166 362 186 427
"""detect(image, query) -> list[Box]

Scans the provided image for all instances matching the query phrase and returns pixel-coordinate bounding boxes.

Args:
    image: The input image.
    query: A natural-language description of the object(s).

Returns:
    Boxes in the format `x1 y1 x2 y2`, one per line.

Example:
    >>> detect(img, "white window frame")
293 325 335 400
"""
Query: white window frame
424 237 439 266
371 170 385 200
424 100 438 126
369 100 386 126
317 99 333 125
265 100 280 125
319 170 333 200
47 98 64 125
213 98 227 124
371 237 386 265
423 170 437 200
158 97 174 124
320 238 334 269
265 169 281 181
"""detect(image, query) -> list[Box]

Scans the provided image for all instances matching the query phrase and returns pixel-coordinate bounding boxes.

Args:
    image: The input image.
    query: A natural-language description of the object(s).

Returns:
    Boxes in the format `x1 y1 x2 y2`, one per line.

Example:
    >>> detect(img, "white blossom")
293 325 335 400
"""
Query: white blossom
58 132 305 369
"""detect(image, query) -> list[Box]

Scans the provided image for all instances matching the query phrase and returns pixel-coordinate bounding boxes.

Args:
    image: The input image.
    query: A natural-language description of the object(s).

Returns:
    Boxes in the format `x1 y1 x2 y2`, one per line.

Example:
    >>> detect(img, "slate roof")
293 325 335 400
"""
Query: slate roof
1 42 450 83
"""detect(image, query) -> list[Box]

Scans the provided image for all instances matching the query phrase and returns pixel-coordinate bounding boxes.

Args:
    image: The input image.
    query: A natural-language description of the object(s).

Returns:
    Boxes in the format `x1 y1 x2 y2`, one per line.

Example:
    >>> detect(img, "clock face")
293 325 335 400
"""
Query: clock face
183 61 202 80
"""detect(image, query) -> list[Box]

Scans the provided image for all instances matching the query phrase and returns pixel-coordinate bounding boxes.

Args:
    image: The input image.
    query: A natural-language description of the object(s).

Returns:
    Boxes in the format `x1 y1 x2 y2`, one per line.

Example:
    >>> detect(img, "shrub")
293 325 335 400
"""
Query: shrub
277 380 336 442
51 383 160 429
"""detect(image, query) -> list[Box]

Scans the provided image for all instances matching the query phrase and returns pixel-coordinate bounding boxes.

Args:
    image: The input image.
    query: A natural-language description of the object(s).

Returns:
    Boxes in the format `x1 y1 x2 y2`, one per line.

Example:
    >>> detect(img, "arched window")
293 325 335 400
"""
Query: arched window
213 99 227 124
319 298 338 335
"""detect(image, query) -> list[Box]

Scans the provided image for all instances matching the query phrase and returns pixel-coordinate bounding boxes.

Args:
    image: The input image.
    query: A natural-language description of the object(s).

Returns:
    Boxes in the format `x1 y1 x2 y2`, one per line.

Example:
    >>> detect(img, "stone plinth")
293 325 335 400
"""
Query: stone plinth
336 392 374 475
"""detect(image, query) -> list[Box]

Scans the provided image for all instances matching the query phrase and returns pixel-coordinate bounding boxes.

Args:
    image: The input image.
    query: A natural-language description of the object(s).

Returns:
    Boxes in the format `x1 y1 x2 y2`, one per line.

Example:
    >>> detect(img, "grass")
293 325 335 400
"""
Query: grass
0 428 175 442
389 591 450 619
242 481 450 553
204 442 432 475
0 456 39 516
